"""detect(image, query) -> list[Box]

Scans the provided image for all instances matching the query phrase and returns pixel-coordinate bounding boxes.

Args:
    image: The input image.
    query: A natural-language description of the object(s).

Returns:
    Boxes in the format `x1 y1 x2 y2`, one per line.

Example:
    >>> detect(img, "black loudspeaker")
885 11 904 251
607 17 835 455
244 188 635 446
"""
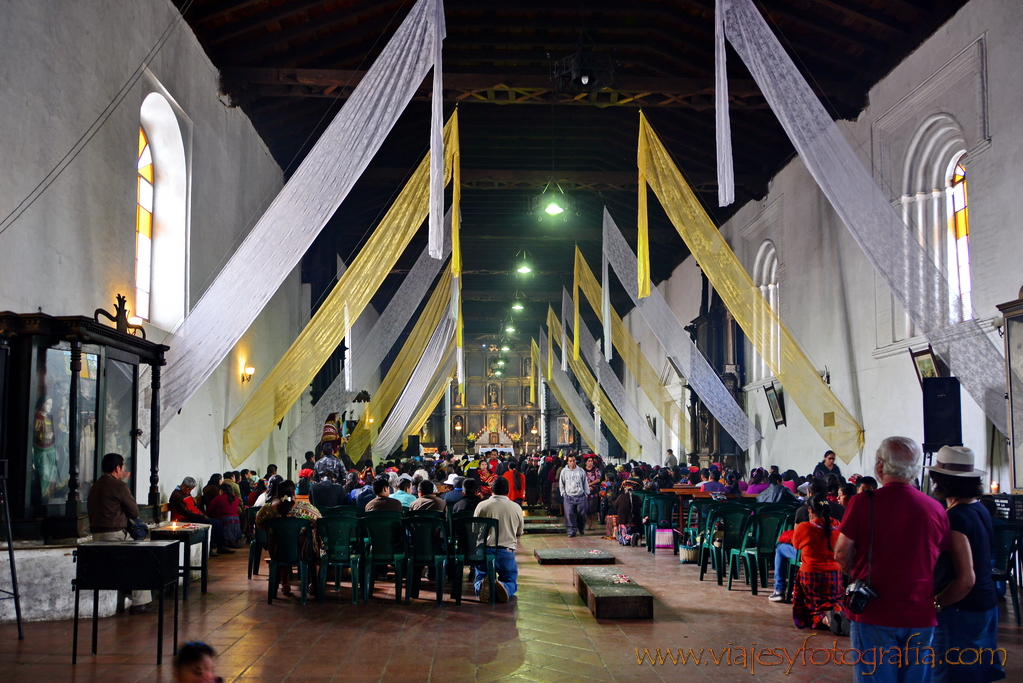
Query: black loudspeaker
922 377 962 451
405 435 420 458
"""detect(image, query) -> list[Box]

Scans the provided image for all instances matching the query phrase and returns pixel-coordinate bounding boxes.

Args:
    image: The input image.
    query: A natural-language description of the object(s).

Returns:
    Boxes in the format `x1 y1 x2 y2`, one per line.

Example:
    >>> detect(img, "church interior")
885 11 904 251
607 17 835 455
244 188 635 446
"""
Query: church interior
1 0 1023 681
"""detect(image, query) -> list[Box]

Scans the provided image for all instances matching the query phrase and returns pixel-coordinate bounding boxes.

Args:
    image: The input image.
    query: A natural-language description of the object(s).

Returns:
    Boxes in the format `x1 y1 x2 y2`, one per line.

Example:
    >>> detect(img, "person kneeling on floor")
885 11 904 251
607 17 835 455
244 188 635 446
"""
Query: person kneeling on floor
474 475 524 603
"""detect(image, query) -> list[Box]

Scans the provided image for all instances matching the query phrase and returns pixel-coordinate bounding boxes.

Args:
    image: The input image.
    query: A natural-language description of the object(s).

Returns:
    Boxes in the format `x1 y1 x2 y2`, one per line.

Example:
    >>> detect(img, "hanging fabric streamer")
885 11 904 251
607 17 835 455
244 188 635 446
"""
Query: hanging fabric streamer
600 247 612 361
563 288 660 460
714 0 734 207
575 249 689 452
548 307 636 455
427 0 447 259
154 0 448 433
720 0 1006 434
223 117 459 464
374 320 456 458
604 210 762 453
540 329 605 453
286 216 452 462
402 361 456 451
337 269 453 461
633 117 864 461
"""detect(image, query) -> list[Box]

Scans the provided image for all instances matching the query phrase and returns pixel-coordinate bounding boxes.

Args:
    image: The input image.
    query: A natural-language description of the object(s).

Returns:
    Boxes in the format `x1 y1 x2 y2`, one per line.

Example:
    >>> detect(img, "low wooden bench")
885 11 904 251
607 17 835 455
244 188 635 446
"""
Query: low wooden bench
573 566 653 619
523 523 567 534
533 548 616 565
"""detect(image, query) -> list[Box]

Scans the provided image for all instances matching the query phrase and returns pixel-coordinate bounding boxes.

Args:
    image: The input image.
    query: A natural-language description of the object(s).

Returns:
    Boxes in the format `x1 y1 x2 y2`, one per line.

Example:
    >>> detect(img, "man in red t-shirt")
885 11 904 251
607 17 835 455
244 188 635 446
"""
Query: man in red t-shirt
835 436 949 683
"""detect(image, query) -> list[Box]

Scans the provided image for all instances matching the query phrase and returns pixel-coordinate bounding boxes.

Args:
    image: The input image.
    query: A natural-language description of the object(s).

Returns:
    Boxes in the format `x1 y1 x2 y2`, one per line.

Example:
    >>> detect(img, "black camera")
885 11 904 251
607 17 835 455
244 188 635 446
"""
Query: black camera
845 580 877 614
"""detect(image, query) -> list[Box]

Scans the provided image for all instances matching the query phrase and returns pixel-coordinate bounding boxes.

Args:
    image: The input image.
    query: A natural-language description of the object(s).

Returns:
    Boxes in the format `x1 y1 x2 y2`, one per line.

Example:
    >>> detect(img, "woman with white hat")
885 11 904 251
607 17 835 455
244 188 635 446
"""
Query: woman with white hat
928 445 1003 683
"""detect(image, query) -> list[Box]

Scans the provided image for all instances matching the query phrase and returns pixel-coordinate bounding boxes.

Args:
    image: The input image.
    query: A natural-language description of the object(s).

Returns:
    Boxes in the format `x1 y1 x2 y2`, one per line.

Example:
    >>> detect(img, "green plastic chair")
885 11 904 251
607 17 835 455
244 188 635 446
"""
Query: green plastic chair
992 524 1021 626
317 516 364 604
683 498 714 543
698 504 751 585
320 505 359 518
403 515 450 605
246 507 267 579
784 549 803 602
357 515 407 604
451 517 499 605
727 510 790 594
265 517 316 605
644 494 681 555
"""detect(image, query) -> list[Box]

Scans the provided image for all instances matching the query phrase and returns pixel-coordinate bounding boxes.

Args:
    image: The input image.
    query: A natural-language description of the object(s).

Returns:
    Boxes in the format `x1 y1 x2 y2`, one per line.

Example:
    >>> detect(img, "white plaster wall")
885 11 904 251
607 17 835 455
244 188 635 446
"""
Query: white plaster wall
0 0 304 500
622 0 1020 483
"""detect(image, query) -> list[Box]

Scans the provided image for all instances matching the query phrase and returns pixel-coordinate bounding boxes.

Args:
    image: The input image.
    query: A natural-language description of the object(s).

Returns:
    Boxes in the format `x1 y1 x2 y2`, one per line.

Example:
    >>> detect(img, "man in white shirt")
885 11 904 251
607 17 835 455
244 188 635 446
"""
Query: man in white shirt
474 476 524 603
559 454 589 537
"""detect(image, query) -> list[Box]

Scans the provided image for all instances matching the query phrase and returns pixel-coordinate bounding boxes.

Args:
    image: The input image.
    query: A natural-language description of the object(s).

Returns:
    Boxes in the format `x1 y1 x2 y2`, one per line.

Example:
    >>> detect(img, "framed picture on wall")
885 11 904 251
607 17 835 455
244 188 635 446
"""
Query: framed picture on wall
910 347 945 386
764 384 786 428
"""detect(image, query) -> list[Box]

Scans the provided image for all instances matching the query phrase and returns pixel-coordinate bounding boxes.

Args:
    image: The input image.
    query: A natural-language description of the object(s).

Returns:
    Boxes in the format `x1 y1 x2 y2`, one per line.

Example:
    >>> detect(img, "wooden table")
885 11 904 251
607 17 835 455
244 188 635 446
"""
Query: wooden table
150 522 210 600
72 540 180 665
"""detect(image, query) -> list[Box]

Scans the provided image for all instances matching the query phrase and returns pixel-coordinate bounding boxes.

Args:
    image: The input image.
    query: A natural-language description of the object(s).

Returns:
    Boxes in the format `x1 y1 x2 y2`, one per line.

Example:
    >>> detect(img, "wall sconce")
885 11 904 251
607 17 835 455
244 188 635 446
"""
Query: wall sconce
241 366 255 383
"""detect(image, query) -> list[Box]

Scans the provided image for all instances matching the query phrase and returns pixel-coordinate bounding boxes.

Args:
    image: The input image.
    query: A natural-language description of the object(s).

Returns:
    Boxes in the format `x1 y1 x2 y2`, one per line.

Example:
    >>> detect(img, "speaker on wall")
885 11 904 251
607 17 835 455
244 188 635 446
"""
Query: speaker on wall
922 377 962 451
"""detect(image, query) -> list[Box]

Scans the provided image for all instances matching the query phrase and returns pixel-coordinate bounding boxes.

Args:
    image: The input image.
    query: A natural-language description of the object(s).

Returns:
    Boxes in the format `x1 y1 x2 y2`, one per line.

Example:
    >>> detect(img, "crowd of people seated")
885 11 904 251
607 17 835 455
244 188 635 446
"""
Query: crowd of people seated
161 437 1008 681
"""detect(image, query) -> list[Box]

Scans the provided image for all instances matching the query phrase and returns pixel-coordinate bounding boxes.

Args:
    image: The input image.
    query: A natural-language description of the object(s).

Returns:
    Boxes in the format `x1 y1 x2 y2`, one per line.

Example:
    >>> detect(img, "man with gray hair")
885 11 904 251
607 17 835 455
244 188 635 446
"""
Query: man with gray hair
835 436 949 682
169 476 233 556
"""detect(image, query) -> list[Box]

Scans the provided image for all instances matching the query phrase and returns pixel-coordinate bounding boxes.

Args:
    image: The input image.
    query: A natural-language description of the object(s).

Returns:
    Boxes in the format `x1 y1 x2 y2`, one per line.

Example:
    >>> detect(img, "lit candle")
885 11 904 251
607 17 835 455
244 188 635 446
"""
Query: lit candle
991 481 1000 494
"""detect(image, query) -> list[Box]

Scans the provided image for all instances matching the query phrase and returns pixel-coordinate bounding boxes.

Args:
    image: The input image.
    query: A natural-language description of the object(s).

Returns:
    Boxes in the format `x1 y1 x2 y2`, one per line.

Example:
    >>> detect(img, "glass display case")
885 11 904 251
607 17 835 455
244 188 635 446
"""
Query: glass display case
997 286 1023 494
0 299 167 539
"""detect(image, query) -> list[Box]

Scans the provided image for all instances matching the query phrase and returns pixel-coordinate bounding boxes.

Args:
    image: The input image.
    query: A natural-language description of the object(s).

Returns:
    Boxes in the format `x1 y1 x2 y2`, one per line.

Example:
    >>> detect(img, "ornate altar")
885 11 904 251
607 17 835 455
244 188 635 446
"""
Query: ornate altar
0 297 168 539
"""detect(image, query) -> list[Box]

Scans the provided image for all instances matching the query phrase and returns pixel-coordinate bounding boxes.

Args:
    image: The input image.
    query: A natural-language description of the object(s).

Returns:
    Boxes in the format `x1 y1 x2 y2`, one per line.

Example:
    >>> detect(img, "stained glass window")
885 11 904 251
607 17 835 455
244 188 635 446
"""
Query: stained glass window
946 159 972 321
136 127 153 321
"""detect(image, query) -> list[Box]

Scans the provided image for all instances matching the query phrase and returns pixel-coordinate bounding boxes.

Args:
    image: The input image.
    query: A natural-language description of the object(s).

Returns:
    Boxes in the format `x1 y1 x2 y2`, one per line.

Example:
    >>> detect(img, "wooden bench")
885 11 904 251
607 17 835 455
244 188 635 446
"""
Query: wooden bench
523 523 567 534
573 567 653 619
533 548 616 565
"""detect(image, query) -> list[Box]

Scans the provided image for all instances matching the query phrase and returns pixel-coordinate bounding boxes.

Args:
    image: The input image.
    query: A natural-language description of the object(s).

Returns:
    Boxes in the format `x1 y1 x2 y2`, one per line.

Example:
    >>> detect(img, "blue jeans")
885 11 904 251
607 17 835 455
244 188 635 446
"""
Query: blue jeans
932 606 1004 683
564 494 588 534
474 548 518 597
773 542 798 594
849 622 936 683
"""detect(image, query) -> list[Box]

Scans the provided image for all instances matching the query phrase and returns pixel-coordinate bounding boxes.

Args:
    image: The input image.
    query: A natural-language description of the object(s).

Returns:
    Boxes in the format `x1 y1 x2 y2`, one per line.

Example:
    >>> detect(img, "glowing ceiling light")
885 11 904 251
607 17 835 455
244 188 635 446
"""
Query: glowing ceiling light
516 264 532 274
511 301 524 311
544 201 565 216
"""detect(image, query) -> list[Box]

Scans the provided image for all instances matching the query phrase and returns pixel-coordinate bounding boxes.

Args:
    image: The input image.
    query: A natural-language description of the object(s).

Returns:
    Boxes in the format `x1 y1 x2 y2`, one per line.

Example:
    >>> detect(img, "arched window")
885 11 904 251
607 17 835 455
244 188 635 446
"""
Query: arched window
135 128 154 320
751 240 779 383
899 114 971 337
945 154 972 322
137 92 188 330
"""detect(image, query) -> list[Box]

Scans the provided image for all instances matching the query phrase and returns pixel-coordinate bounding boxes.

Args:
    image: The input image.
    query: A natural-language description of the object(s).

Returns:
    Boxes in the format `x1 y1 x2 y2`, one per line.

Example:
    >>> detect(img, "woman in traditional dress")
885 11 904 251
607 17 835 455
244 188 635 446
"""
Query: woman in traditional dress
478 459 496 497
791 494 844 630
583 456 603 532
255 480 321 596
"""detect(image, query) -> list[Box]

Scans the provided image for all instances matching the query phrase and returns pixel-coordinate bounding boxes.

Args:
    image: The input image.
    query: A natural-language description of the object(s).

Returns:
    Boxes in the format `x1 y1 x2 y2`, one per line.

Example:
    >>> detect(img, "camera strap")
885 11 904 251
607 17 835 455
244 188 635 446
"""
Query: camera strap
865 490 874 586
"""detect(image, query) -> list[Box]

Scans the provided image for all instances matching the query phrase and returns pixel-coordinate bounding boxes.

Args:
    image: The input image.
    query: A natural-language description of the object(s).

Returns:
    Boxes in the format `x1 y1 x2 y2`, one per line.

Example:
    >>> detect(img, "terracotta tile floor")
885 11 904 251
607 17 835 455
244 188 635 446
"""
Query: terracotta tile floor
1 530 1021 682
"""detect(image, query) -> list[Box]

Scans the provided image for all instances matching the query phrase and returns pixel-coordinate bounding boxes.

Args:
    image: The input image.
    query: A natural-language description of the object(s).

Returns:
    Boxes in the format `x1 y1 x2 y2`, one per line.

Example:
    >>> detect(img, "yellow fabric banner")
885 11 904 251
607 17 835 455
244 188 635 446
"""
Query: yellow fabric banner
637 113 863 462
223 115 460 465
574 247 688 450
547 307 638 456
345 270 453 461
530 338 539 405
402 347 455 450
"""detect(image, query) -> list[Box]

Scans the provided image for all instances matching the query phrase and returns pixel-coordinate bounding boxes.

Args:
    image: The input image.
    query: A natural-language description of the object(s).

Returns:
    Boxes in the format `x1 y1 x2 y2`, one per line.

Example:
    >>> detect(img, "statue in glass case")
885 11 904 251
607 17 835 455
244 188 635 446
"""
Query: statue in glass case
33 396 58 499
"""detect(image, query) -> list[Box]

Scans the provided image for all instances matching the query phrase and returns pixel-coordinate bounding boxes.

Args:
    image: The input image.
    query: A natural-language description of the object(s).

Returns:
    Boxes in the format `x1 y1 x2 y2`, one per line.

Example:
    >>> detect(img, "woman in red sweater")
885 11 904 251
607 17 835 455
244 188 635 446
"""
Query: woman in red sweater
791 494 844 630
206 484 243 547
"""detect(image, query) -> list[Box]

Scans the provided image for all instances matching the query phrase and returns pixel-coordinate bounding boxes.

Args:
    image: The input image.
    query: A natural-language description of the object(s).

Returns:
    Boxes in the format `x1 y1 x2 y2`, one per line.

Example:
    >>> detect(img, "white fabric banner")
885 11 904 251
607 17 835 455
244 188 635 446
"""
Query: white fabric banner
721 0 1007 434
373 317 456 458
603 210 761 451
714 0 734 207
286 212 452 461
562 288 661 460
540 329 607 454
155 0 446 429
